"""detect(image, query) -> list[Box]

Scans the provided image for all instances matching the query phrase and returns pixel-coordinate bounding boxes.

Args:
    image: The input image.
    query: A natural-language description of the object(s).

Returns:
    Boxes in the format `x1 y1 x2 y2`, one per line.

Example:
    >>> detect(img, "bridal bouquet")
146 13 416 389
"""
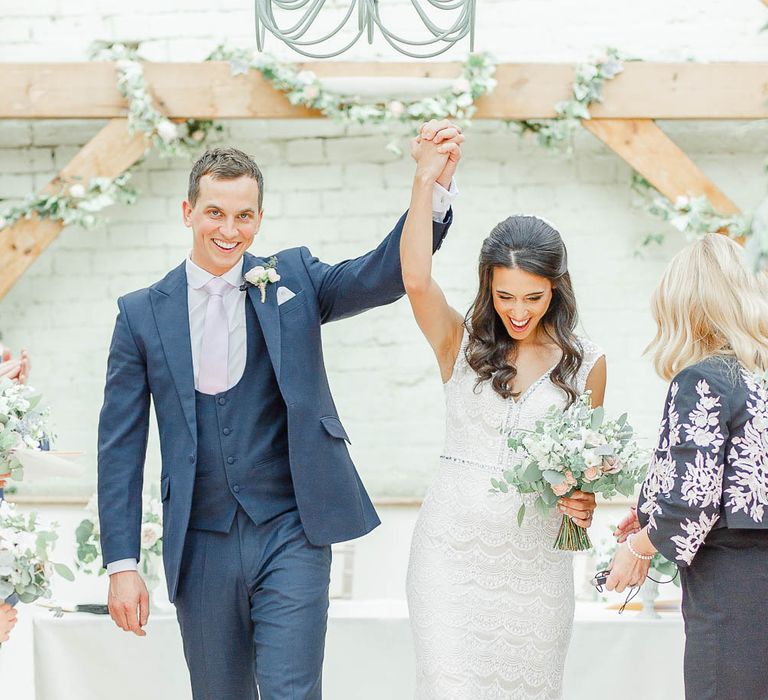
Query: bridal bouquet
0 500 74 603
76 492 163 589
0 378 52 481
491 392 647 551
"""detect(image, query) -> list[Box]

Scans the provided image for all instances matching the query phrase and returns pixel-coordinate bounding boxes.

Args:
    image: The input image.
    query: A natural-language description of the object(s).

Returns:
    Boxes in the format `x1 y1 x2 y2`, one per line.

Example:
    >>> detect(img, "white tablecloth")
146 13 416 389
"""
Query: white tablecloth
30 600 685 700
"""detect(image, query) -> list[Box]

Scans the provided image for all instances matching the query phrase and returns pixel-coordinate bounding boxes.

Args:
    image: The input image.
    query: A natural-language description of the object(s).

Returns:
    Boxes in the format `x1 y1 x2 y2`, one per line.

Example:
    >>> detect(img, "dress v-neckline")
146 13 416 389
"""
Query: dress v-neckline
510 361 559 406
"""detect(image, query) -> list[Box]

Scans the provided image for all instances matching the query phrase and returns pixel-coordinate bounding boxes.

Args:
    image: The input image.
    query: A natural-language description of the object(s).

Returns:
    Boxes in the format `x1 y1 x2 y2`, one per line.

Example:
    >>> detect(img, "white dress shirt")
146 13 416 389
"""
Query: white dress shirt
106 182 458 576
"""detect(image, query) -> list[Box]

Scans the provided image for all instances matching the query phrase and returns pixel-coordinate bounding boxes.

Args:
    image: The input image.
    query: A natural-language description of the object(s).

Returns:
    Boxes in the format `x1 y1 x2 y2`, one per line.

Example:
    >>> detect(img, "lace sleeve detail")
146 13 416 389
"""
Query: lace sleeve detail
576 337 605 394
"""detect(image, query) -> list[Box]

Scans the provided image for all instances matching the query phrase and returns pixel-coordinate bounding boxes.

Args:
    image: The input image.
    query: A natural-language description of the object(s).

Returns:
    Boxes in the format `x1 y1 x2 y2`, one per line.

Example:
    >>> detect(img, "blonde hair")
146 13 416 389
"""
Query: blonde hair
646 234 768 380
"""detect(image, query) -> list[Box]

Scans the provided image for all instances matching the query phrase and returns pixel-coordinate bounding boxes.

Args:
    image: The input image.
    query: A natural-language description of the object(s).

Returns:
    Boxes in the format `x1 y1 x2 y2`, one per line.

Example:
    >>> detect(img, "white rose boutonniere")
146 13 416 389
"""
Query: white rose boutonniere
241 256 280 303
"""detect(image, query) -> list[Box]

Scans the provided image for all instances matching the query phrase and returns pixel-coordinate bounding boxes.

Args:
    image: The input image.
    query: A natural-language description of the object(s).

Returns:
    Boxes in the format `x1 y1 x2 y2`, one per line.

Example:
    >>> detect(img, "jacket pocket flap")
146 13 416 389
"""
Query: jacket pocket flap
320 416 351 444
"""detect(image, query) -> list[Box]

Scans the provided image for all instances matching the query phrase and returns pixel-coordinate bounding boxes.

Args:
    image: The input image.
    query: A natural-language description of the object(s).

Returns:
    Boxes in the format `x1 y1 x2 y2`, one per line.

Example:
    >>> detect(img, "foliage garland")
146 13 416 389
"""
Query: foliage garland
0 42 765 269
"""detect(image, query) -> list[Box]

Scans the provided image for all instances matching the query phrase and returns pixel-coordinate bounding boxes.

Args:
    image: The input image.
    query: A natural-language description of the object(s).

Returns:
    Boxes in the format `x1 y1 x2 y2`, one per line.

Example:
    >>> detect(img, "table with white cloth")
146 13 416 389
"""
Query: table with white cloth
30 600 685 700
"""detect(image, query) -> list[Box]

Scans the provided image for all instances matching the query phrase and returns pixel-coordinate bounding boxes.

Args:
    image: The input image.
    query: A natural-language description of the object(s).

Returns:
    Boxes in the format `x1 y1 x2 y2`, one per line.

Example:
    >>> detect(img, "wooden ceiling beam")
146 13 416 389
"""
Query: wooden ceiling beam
583 118 741 215
1 62 767 120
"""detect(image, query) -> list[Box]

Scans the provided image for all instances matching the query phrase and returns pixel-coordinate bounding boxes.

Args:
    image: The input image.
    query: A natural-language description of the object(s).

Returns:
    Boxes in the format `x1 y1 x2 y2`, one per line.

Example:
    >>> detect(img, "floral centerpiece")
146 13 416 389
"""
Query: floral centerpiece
0 500 74 604
75 492 164 595
0 378 52 482
491 392 647 551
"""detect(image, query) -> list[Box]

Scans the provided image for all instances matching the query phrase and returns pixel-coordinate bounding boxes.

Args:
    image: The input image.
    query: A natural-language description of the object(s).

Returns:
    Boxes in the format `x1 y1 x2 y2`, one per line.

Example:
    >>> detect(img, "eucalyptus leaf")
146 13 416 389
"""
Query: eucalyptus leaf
516 503 526 527
54 563 75 582
541 470 566 486
521 461 542 482
534 496 551 519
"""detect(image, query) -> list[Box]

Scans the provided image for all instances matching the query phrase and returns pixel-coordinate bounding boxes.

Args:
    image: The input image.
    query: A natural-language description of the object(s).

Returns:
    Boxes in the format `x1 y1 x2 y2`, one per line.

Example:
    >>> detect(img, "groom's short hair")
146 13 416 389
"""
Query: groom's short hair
188 147 264 210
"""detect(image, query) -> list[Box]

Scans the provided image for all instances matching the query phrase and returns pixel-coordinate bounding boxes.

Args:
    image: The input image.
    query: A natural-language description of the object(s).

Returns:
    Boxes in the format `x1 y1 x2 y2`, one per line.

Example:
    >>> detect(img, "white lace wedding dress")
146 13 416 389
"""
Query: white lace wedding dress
406 330 604 699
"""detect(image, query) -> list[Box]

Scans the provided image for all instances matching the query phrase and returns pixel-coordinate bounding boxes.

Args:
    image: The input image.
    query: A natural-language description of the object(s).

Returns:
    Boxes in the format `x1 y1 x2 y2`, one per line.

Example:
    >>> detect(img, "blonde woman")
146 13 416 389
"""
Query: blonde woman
610 234 768 699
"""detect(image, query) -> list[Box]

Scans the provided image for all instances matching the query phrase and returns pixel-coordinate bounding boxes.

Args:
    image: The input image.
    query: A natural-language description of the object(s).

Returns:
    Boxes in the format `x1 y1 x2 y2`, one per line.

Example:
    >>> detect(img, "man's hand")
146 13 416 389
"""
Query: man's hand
415 119 464 188
108 570 150 636
0 471 11 489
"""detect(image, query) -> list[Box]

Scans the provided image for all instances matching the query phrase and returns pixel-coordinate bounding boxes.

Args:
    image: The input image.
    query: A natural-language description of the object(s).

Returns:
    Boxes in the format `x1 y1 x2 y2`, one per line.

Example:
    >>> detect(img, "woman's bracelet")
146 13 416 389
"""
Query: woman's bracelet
626 533 654 561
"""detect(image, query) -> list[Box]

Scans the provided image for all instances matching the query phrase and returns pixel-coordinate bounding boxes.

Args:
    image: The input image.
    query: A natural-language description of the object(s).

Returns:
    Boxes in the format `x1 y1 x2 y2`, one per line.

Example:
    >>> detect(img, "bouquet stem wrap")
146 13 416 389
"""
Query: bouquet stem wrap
554 515 593 551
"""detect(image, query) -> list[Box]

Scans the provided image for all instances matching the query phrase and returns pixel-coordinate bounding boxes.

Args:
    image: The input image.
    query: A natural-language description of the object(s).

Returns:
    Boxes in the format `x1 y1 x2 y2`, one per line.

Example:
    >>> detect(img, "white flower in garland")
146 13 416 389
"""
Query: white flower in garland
519 47 625 154
0 173 138 233
89 41 220 159
208 46 497 153
631 173 754 252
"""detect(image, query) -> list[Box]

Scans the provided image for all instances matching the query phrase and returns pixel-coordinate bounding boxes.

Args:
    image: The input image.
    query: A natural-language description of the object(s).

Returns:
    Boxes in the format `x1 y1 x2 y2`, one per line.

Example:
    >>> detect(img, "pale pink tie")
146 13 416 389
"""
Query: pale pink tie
198 277 231 395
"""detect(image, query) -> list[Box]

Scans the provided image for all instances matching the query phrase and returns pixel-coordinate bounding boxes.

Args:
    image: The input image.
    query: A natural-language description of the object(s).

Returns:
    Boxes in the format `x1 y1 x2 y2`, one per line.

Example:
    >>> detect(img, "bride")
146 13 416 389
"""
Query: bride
402 125 606 699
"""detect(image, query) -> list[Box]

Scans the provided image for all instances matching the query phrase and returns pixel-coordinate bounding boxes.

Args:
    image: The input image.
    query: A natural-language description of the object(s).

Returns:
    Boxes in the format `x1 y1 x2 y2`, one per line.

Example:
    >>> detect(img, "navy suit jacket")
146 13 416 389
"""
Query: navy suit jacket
97 210 451 600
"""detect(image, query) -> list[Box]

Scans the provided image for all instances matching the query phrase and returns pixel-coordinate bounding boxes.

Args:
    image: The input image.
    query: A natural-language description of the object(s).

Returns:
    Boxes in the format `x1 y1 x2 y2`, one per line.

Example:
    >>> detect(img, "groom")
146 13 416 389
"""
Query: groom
97 120 462 698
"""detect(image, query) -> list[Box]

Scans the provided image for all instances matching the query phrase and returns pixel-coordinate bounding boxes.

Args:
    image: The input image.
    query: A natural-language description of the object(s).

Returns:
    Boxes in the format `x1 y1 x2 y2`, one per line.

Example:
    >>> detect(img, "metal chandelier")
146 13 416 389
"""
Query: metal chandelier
254 0 476 59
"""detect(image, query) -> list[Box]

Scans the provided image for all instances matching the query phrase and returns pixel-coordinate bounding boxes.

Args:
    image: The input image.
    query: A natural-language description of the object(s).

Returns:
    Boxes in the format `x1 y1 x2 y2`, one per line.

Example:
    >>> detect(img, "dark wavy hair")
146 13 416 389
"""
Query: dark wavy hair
465 216 583 405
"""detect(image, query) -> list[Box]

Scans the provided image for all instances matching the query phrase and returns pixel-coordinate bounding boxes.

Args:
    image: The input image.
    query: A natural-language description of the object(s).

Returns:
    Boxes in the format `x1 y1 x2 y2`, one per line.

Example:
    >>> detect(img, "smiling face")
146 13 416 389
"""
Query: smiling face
183 174 263 276
491 266 554 342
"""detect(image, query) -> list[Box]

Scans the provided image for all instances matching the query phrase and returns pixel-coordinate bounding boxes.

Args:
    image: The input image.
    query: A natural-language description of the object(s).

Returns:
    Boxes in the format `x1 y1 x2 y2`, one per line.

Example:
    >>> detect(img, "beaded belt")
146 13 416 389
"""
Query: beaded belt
439 454 504 474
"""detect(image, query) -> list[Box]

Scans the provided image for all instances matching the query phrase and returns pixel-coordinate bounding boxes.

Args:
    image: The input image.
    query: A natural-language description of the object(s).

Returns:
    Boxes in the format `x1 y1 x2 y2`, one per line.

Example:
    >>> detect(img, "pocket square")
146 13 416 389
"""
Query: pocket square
277 286 297 305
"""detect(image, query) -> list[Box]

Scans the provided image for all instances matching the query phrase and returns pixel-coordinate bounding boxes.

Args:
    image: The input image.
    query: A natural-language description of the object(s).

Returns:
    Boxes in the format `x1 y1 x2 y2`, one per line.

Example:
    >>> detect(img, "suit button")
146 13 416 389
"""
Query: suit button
227 456 235 464
188 454 195 463
218 397 226 406
223 428 231 436
232 484 240 493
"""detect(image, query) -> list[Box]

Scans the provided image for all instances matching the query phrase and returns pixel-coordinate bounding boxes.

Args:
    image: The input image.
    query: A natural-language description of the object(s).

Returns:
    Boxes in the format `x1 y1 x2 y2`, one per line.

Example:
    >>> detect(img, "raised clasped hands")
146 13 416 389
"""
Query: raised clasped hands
411 119 465 189
108 570 150 637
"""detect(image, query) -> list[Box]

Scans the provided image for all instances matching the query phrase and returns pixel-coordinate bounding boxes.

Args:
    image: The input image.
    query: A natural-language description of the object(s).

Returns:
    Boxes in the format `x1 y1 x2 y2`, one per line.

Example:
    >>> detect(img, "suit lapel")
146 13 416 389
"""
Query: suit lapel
150 262 197 443
243 253 282 380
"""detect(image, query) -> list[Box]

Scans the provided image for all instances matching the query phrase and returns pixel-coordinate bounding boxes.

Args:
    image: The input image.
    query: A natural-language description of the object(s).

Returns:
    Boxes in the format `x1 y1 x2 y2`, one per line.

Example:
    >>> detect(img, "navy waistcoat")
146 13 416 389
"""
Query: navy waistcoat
188 295 295 532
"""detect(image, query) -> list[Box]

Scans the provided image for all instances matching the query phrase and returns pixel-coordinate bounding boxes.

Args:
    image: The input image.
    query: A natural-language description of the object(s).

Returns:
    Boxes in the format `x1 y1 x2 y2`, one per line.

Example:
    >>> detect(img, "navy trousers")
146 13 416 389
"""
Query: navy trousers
174 508 332 700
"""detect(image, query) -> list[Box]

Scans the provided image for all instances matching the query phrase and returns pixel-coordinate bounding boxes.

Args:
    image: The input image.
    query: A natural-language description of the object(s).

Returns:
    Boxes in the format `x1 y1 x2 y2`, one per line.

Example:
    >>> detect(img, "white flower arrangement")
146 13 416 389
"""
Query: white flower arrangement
0 378 52 482
631 173 757 251
75 492 163 583
0 500 74 603
518 48 625 154
208 46 497 153
491 392 648 551
89 42 220 159
240 257 281 302
0 173 137 234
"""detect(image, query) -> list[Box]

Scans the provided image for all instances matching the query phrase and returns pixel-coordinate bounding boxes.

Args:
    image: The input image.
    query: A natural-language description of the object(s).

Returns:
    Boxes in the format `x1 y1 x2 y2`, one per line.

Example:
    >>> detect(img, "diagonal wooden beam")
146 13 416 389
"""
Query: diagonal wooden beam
0 119 146 300
582 118 740 215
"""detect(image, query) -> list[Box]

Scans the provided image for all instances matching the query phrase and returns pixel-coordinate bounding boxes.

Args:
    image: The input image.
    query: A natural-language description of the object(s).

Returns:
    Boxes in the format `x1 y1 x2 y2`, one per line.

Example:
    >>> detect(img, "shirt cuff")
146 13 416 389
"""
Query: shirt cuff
107 558 139 575
432 179 458 222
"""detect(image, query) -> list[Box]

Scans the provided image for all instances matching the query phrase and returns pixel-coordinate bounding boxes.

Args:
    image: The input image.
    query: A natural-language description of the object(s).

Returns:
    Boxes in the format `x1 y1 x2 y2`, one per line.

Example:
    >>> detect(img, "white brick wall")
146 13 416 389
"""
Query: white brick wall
1 2 767 498
2 0 768 62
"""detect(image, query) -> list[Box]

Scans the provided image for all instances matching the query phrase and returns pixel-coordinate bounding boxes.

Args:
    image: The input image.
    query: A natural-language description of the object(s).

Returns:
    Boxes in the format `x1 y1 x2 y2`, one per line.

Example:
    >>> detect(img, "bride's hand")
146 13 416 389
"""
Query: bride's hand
411 120 464 186
557 490 595 528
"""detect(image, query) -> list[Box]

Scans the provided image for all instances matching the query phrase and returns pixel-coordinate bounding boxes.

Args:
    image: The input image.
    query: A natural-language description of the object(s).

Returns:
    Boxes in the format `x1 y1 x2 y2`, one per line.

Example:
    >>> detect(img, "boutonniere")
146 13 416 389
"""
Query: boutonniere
240 256 280 302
